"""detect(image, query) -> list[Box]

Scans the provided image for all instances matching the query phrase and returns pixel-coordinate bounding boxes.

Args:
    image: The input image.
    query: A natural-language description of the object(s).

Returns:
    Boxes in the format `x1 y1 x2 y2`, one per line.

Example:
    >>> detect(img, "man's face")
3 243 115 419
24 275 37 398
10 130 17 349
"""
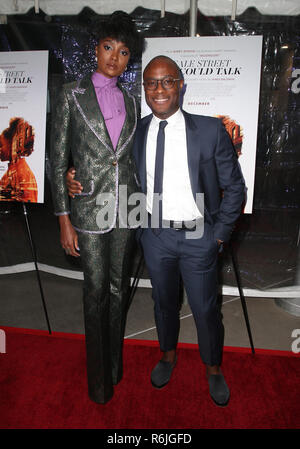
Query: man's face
143 58 183 119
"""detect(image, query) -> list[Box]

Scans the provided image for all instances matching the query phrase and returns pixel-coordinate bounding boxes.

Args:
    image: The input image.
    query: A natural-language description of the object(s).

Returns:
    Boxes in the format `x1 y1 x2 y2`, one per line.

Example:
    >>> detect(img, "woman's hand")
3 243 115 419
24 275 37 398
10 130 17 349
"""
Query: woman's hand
66 167 83 198
59 215 80 257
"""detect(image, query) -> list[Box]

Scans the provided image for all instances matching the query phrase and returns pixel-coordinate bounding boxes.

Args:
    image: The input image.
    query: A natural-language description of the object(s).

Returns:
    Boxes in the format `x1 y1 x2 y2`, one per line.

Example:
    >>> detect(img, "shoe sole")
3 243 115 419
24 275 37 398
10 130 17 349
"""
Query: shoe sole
151 379 170 389
210 396 230 407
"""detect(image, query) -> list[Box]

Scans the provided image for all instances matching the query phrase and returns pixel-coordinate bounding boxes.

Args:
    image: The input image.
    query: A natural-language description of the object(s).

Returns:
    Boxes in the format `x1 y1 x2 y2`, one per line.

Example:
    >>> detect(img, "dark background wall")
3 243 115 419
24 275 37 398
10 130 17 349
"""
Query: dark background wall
0 6 299 291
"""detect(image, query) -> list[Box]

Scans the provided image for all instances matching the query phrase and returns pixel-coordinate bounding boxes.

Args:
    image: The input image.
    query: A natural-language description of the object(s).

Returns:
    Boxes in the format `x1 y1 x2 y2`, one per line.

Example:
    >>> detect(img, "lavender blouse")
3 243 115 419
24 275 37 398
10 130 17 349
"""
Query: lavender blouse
91 71 126 150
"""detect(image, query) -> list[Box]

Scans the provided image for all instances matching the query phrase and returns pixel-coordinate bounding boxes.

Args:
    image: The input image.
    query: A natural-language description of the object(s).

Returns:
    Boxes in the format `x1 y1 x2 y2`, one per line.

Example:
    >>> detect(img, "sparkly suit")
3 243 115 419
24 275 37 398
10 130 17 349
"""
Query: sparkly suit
50 75 139 403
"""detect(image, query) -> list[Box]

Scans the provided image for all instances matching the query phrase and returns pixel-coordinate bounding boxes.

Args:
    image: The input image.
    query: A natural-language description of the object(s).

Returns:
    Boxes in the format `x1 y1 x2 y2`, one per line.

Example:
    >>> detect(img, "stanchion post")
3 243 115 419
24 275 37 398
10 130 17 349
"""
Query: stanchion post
22 202 52 334
229 241 255 353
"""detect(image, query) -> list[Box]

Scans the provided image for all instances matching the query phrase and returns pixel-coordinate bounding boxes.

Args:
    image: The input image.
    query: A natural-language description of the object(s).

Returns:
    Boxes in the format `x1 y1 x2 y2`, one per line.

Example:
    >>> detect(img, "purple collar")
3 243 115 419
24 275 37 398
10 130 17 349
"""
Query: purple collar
91 71 118 89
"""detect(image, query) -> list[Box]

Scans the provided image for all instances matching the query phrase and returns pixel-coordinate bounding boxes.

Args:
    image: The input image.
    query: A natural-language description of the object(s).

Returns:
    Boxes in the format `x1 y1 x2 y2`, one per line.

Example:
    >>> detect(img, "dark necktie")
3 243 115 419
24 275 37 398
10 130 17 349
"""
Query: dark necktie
152 120 168 228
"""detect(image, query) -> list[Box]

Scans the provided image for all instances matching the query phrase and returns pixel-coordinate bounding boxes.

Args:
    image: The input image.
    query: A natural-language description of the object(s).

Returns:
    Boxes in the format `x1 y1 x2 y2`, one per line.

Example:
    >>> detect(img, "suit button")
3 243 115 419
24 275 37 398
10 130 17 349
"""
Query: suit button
112 160 117 166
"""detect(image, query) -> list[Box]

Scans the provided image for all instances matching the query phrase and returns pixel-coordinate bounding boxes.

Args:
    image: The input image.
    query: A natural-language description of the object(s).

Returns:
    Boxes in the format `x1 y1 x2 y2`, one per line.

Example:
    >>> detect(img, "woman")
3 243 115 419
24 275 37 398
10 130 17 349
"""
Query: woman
50 12 144 404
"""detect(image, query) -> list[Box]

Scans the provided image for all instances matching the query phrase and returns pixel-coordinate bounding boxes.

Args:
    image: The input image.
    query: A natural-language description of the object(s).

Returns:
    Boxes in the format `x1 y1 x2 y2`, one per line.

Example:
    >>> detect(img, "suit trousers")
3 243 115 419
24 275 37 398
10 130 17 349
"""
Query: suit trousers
140 223 224 366
78 227 135 404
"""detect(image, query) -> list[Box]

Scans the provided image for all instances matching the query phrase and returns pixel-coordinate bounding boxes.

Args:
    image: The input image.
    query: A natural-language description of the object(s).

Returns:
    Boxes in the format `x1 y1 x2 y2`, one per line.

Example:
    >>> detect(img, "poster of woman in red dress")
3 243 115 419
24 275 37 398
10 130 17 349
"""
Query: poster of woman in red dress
0 50 48 204
0 117 37 202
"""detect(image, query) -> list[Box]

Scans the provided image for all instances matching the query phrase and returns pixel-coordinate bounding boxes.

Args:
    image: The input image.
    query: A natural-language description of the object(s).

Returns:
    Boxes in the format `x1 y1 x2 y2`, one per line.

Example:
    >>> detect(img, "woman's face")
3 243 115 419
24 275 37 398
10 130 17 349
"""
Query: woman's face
95 38 130 78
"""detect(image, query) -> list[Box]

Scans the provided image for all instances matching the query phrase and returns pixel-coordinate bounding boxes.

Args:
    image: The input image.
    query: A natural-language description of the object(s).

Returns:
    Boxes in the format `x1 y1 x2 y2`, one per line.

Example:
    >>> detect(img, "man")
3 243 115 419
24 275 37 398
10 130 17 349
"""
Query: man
133 55 245 407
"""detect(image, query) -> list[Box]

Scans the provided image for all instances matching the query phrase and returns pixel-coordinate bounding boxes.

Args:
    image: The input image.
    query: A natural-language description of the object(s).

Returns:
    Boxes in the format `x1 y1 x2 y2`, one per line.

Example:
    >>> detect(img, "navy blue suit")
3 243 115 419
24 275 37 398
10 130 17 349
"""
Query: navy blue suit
133 110 245 365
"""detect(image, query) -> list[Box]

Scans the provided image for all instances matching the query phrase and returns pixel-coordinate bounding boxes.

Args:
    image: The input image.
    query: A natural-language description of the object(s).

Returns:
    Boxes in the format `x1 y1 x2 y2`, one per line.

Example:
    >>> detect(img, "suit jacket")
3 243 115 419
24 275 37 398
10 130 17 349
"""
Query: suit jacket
132 109 245 242
50 75 140 233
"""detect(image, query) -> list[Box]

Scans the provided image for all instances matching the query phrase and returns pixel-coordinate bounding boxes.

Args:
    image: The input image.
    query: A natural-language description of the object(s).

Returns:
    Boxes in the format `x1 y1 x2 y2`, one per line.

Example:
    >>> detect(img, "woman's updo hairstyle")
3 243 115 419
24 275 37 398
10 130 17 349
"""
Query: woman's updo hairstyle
94 11 145 59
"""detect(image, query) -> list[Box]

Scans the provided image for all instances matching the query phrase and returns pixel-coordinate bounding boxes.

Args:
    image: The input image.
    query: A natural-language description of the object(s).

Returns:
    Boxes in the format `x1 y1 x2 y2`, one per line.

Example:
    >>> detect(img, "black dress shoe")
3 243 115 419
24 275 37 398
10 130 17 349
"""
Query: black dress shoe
208 373 230 407
151 357 177 389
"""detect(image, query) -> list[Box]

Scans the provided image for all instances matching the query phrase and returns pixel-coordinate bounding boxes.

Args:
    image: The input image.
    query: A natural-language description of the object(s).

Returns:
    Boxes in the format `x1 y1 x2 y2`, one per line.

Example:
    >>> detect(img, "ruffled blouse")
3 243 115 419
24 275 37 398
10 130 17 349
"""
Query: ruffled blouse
91 71 126 150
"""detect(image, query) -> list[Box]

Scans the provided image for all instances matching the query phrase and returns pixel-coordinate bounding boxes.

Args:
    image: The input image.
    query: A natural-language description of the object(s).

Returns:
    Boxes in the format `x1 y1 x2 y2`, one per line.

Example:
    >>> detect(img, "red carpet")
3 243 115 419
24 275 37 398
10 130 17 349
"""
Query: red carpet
0 326 299 429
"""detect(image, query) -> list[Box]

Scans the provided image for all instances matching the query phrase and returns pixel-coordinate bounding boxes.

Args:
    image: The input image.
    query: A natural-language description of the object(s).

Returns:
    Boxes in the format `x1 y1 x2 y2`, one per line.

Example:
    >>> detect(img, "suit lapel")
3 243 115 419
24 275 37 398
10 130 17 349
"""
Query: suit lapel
137 114 152 194
115 86 137 156
183 110 202 198
72 76 114 154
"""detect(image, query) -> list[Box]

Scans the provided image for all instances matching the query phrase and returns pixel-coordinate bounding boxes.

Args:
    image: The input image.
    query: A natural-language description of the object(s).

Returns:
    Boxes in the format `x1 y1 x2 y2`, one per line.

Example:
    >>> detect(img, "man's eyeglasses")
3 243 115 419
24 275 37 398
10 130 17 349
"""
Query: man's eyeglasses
143 76 181 91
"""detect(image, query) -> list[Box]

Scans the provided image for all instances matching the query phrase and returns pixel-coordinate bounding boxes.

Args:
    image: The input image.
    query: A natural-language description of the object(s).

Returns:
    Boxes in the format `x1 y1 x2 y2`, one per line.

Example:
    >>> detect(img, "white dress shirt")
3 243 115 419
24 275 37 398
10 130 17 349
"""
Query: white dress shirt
146 108 201 221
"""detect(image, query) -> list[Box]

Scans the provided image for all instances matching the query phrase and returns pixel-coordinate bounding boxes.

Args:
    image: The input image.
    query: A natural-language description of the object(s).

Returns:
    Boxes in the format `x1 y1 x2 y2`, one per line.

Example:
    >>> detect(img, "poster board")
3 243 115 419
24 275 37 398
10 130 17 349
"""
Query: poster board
142 36 263 213
0 51 48 203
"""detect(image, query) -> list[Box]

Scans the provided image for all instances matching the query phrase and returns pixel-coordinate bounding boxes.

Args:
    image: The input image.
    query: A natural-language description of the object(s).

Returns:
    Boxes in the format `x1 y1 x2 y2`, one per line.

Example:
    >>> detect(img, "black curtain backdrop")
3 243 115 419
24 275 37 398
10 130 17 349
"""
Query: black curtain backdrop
0 6 299 290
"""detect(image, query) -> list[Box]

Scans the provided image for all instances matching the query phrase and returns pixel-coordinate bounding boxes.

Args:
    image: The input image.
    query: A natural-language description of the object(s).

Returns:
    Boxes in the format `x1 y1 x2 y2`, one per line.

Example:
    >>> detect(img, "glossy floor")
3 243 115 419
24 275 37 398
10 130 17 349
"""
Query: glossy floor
0 271 299 352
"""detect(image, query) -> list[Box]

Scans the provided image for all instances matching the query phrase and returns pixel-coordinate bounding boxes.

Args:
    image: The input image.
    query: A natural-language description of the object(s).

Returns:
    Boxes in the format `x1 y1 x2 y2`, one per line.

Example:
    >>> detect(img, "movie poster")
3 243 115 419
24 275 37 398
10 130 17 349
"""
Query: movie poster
0 51 48 203
142 36 263 213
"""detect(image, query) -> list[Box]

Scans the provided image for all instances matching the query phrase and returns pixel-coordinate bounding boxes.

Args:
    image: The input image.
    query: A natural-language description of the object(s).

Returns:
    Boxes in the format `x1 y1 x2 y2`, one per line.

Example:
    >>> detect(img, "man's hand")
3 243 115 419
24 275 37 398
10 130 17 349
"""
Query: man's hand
66 167 83 198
